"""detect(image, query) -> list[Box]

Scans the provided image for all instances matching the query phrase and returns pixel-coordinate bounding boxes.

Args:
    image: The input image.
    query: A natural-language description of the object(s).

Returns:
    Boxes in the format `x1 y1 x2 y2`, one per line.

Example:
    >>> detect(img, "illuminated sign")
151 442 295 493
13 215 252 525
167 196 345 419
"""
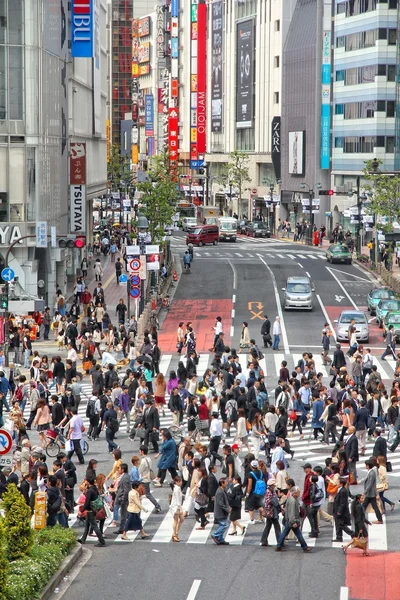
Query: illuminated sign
71 0 94 58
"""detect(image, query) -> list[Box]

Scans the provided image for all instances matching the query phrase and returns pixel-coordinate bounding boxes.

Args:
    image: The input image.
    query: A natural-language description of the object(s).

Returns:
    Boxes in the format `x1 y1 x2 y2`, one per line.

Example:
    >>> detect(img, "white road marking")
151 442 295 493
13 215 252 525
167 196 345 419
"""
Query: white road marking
232 294 236 303
297 263 304 268
287 254 297 260
235 253 243 257
228 260 237 290
368 515 387 550
316 294 337 341
230 325 234 337
296 254 307 259
257 254 289 354
305 271 311 277
340 588 349 600
187 520 213 544
151 512 174 543
276 253 285 258
231 309 235 318
335 295 345 303
308 255 318 259
326 267 358 309
274 353 285 376
329 267 370 281
187 580 202 600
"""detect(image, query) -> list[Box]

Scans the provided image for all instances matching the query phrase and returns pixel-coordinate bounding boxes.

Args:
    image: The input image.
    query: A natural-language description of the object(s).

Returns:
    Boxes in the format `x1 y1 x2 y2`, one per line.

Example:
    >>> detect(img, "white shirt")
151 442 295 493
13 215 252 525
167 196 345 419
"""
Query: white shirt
273 320 281 335
67 348 78 362
214 321 223 335
209 419 223 437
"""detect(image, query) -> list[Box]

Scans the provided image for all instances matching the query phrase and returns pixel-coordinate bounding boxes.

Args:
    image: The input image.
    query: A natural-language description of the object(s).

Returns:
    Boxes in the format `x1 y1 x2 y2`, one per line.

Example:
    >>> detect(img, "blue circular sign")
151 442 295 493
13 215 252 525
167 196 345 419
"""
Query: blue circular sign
119 274 128 283
1 267 14 282
130 287 140 299
131 274 140 286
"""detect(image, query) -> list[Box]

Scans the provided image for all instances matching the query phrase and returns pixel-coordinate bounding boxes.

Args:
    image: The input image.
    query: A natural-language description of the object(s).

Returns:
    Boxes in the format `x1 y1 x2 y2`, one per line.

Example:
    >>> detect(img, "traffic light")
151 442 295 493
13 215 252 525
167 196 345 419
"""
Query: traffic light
58 236 86 249
0 293 8 310
319 190 334 196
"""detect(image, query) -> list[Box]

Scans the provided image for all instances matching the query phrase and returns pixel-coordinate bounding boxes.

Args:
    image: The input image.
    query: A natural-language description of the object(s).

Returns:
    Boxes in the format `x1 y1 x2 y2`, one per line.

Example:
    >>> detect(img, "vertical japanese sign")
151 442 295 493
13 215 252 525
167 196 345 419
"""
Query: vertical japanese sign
71 0 94 58
106 119 110 162
34 492 47 529
170 0 179 178
236 19 254 129
321 30 331 169
197 2 207 155
145 94 154 136
131 19 139 167
70 142 86 234
36 222 48 248
168 107 179 168
211 0 223 133
190 1 205 168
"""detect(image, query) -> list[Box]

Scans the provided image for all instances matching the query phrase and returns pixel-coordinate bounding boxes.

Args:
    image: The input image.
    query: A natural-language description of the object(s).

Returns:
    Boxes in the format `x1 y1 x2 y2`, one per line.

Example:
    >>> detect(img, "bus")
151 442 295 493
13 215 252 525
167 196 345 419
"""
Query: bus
176 202 196 220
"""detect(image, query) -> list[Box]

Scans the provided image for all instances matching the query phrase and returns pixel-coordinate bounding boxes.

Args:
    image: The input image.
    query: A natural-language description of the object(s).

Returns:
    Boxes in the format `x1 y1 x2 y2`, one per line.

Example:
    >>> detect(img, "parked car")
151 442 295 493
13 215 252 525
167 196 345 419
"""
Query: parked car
376 299 400 328
186 225 219 246
383 310 400 343
238 219 250 234
182 217 198 232
244 222 269 238
326 244 352 264
367 287 396 315
335 310 369 343
282 276 314 310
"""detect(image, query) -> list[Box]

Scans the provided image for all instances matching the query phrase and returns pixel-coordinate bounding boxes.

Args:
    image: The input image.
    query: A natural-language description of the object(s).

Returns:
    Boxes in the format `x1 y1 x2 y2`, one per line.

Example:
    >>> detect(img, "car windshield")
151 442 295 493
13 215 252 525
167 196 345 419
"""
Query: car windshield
388 313 400 324
253 223 266 229
220 222 236 231
187 219 197 224
379 300 400 310
332 245 348 253
287 283 311 294
371 289 394 299
192 228 202 235
340 313 367 324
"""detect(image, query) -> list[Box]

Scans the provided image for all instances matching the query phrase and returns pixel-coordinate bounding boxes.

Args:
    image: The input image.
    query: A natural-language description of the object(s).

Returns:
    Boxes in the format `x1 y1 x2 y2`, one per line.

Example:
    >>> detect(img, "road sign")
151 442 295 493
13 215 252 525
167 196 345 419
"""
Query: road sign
130 286 141 299
119 274 128 283
129 258 141 271
1 267 14 282
0 428 13 467
251 187 258 195
131 274 140 286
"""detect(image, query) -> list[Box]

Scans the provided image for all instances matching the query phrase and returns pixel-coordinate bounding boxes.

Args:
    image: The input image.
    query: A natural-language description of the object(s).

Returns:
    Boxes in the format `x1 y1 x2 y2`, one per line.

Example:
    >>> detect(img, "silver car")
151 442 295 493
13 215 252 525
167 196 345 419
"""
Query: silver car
335 310 369 343
282 276 314 310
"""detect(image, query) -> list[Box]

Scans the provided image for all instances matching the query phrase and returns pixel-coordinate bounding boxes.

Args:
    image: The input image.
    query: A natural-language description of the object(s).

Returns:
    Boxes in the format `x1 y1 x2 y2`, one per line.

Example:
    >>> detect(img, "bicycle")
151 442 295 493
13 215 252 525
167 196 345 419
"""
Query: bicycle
45 427 89 457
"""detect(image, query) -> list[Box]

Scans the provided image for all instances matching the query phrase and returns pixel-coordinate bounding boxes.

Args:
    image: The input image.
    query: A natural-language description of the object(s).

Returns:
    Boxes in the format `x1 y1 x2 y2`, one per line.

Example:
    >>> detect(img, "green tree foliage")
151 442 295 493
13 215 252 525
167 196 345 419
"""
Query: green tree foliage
2 484 33 561
216 150 251 216
364 158 400 231
0 518 9 600
107 144 131 191
137 151 179 244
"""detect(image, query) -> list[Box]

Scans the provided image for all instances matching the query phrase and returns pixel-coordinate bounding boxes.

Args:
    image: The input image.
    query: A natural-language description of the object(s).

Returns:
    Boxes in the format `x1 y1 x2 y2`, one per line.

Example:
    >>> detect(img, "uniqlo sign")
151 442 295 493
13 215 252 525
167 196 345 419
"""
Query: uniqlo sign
168 108 179 164
71 0 94 58
70 143 87 185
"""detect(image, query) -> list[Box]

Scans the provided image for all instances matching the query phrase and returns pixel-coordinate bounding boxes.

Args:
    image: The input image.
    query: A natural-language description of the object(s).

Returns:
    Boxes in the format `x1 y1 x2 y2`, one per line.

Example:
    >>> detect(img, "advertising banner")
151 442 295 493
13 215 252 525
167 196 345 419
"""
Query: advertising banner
168 107 179 165
138 42 150 63
236 19 254 129
211 0 223 133
197 3 207 154
321 30 331 169
271 117 281 181
71 0 94 58
70 142 87 185
138 17 150 37
145 94 154 136
288 131 304 175
70 142 86 234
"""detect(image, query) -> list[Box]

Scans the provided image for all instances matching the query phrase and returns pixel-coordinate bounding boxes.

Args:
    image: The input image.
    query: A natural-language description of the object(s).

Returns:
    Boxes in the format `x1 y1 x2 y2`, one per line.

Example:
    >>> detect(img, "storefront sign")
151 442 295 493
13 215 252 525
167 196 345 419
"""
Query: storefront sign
71 0 94 58
145 94 154 136
321 30 331 169
70 142 87 185
271 116 281 181
33 491 47 529
70 185 86 233
138 16 150 37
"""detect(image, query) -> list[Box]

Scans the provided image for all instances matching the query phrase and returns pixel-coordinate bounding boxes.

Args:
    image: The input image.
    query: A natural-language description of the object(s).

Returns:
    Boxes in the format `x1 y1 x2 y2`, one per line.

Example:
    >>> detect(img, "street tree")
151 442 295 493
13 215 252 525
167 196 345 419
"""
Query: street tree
136 151 179 244
107 144 131 191
219 150 251 217
364 158 400 231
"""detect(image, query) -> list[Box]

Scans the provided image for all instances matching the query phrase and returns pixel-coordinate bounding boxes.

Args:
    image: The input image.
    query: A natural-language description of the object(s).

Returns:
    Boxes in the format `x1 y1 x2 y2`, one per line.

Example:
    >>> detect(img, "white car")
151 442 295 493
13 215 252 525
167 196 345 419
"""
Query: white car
182 217 197 232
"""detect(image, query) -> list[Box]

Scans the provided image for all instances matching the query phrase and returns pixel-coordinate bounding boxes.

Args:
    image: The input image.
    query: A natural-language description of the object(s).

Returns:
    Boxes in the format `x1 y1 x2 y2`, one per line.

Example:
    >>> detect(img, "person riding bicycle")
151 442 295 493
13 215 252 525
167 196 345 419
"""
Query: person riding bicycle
187 243 194 260
183 251 192 272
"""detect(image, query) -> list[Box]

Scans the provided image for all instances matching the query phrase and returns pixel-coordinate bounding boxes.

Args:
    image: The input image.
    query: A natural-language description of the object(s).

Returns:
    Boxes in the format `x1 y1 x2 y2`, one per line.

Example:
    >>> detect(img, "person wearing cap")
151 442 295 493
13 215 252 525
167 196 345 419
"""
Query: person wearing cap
245 460 265 524
261 478 281 546
276 486 311 552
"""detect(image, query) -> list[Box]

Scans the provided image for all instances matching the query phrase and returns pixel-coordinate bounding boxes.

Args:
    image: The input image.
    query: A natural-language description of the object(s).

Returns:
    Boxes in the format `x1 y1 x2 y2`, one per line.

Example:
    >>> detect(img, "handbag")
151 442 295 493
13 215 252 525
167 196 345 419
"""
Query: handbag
96 507 107 521
65 440 74 452
386 461 393 473
289 410 297 421
90 495 104 512
195 492 208 507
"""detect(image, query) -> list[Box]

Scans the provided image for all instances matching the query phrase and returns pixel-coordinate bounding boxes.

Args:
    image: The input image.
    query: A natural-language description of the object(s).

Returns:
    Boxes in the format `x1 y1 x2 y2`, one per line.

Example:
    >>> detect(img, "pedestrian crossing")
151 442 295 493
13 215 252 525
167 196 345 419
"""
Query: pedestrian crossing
66 497 389 550
177 249 326 261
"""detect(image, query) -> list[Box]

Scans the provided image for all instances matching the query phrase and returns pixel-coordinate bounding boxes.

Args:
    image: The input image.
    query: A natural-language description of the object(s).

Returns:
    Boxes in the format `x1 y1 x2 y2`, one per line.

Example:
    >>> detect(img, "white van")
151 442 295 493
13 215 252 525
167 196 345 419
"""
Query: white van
218 217 237 242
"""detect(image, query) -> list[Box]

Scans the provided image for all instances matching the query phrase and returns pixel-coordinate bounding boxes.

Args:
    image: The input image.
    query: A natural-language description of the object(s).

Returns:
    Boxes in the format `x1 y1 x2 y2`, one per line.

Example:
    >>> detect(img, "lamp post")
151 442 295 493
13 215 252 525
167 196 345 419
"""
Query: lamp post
299 182 322 245
263 178 281 234
348 176 368 254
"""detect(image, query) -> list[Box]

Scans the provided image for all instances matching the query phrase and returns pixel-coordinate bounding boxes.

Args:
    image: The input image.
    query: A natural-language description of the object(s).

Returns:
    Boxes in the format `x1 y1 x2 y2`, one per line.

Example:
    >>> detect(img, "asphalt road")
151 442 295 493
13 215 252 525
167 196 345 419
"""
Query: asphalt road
56 233 399 600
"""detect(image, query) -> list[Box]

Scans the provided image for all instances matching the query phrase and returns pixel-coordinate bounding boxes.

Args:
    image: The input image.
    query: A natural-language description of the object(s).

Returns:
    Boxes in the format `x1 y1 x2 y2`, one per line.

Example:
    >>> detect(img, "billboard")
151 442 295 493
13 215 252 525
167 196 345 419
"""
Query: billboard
271 117 281 181
70 143 86 233
138 17 150 37
168 107 179 165
145 94 154 136
71 0 94 58
236 19 254 129
288 131 304 175
197 3 207 154
138 42 150 63
211 0 223 133
321 30 331 169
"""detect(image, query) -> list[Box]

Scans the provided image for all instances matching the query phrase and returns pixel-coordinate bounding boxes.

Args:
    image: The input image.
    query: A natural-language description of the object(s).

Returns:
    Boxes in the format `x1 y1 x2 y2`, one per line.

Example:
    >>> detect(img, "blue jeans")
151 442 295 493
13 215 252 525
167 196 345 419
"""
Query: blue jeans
24 348 31 368
129 359 136 371
273 335 280 350
277 521 308 549
213 518 229 542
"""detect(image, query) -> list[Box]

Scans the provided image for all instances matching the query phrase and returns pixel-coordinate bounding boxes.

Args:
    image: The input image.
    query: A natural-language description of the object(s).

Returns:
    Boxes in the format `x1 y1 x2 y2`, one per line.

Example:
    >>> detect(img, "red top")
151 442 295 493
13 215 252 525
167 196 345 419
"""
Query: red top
198 403 209 420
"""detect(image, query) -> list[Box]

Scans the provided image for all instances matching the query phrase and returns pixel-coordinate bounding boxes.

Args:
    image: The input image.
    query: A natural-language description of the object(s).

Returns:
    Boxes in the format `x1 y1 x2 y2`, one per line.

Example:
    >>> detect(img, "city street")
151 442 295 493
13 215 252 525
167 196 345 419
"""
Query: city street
55 235 400 600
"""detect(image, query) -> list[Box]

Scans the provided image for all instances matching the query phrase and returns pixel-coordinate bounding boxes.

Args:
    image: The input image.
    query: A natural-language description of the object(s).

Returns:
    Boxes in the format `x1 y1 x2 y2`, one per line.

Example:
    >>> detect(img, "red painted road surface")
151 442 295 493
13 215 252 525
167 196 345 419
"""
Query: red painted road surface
158 299 233 352
346 552 400 600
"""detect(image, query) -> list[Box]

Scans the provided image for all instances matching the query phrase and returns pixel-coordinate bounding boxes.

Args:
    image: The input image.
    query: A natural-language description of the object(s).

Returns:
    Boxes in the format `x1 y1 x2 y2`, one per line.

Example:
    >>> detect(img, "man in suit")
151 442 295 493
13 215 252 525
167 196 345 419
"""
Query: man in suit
344 426 359 483
372 428 387 460
261 315 272 348
143 397 160 454
211 478 231 545
113 463 132 534
332 477 354 542
332 343 346 371
354 399 369 456
58 452 77 513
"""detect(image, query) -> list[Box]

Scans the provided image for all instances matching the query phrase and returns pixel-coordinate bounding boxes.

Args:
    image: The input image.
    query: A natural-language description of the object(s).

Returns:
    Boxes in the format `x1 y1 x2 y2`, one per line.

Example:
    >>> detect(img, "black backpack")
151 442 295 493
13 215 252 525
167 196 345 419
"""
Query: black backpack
86 399 96 419
108 417 120 433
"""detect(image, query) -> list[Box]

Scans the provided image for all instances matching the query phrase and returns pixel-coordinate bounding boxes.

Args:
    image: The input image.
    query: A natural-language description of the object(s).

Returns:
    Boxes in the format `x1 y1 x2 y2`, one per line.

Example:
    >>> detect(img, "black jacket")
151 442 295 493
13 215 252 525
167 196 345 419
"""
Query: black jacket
46 486 61 515
387 405 399 426
261 319 271 335
82 484 100 512
207 473 218 499
275 414 288 438
332 349 346 369
345 434 359 462
143 405 160 430
354 407 369 431
373 436 387 459
186 357 197 378
333 486 351 525
215 337 225 354
51 402 64 426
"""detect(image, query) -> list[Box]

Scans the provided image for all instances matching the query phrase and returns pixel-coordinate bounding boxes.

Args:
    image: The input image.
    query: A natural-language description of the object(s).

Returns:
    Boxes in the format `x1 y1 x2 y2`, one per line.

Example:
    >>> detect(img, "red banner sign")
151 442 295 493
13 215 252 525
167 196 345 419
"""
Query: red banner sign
168 107 179 164
197 3 207 154
70 143 86 185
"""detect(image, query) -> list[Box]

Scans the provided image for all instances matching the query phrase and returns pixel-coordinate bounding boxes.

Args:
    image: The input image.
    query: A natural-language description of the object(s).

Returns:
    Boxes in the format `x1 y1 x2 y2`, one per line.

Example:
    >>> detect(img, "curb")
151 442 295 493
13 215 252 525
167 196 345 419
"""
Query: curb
40 544 82 600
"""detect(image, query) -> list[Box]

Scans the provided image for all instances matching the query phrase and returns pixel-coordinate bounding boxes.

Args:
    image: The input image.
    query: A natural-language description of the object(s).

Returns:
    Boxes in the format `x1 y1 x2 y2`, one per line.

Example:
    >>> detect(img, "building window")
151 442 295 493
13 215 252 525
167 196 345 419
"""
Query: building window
336 69 345 81
274 55 280 68
337 2 346 13
388 65 396 81
336 36 345 48
345 67 358 85
335 137 345 148
386 136 395 152
0 0 24 121
335 103 344 115
274 91 279 103
388 29 396 44
274 20 280 32
388 0 397 8
387 100 395 117
236 128 255 152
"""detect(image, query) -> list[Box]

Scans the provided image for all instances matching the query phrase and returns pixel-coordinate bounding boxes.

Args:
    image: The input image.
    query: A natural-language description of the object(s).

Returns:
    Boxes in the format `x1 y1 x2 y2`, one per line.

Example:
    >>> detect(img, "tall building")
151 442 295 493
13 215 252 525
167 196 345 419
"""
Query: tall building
206 0 296 219
332 0 398 209
0 0 107 308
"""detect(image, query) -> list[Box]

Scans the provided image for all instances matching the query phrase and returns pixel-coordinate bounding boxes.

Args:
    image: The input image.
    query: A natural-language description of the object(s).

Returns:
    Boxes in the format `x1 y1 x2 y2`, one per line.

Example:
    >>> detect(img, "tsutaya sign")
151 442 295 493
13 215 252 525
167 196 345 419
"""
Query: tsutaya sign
0 225 25 247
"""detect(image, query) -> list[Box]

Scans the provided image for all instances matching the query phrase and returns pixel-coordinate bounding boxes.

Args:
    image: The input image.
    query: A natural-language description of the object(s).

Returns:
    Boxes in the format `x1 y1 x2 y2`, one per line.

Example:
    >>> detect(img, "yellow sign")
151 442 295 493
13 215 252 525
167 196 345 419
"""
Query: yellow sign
248 301 264 320
132 144 138 165
106 119 110 163
191 127 197 143
33 491 47 529
132 62 138 76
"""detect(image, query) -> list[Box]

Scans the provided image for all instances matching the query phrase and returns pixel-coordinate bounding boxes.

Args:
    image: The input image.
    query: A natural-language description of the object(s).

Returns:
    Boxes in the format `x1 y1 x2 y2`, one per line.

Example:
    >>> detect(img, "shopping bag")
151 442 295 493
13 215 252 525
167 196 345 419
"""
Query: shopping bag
65 440 74 452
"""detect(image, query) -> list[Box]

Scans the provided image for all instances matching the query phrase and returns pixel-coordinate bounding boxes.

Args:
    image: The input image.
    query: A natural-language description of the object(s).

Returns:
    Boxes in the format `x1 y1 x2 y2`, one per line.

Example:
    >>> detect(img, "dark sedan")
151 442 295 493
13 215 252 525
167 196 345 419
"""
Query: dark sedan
244 222 269 237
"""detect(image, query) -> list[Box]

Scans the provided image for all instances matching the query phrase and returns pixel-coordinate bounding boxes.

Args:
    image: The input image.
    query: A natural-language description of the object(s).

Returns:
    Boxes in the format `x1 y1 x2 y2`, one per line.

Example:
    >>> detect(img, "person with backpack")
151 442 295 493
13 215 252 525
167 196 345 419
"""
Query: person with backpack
225 395 238 437
245 459 266 524
260 478 281 546
104 364 118 389
102 401 119 453
309 474 325 538
86 395 101 440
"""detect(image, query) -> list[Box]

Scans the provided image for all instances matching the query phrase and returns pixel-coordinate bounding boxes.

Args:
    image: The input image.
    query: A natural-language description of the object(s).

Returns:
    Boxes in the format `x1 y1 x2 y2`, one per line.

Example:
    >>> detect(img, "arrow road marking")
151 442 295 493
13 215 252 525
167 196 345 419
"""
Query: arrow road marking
335 295 345 303
248 301 264 320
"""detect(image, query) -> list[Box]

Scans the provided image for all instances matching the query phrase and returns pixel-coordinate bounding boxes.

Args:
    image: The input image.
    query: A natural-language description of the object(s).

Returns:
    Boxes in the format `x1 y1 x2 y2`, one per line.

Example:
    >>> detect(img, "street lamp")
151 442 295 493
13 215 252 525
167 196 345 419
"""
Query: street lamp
299 182 322 245
348 178 368 254
263 178 281 234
